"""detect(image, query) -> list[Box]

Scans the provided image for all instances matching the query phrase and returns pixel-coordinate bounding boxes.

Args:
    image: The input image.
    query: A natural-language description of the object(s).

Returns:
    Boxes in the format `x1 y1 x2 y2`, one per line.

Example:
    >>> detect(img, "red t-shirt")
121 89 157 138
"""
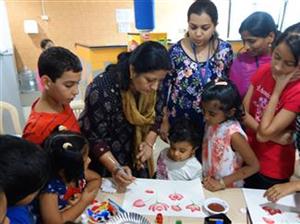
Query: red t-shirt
23 99 80 145
247 63 300 179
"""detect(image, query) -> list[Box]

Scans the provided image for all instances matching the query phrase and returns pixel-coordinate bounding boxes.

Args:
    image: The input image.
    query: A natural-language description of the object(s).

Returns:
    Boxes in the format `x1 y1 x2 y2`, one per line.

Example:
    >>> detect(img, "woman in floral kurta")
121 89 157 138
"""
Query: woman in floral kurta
155 1 233 158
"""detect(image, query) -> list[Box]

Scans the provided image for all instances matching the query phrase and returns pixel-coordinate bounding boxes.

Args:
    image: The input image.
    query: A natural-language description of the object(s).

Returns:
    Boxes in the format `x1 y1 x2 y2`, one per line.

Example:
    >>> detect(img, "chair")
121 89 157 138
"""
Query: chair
70 100 85 119
0 101 23 135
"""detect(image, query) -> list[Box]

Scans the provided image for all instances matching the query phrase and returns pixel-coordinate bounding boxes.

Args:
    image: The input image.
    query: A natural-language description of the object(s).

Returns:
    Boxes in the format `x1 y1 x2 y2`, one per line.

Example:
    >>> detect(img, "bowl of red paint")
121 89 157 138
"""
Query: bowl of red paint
204 197 229 215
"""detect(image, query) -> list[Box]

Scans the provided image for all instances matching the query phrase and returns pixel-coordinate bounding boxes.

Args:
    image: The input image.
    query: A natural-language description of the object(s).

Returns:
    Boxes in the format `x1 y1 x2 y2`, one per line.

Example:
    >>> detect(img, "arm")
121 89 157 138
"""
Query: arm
84 169 101 193
223 133 259 187
39 190 96 224
40 171 100 224
203 132 260 192
257 73 297 141
80 84 134 187
243 85 294 144
264 181 300 202
243 85 259 132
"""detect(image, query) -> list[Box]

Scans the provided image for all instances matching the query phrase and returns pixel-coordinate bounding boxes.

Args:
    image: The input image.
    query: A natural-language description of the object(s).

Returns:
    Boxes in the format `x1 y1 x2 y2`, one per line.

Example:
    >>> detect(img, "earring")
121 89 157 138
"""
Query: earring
268 43 272 48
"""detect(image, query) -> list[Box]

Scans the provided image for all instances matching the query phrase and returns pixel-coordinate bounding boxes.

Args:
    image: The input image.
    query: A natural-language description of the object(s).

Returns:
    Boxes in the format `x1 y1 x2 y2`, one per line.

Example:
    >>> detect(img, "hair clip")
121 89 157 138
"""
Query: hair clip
215 81 228 86
62 142 72 150
58 125 67 131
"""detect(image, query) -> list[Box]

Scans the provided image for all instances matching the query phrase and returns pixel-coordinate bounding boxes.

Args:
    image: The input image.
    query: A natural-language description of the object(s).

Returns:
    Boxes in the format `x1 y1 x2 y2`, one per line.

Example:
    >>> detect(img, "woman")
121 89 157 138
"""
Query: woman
79 41 171 188
140 0 233 163
230 11 279 98
243 22 300 189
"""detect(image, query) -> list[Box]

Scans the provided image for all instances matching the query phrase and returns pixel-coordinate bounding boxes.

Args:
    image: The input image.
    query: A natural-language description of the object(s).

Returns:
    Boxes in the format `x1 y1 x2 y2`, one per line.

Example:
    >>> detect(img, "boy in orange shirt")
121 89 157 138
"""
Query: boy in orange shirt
23 47 82 145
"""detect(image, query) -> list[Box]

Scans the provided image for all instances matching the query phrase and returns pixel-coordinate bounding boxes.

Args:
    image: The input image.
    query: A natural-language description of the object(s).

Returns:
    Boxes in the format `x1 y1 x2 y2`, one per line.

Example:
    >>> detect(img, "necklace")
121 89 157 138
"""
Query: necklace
190 39 213 86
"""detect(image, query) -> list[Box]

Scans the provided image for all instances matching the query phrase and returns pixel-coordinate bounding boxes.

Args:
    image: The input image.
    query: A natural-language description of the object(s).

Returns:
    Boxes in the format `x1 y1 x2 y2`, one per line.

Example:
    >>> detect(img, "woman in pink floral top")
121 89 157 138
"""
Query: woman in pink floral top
201 78 259 192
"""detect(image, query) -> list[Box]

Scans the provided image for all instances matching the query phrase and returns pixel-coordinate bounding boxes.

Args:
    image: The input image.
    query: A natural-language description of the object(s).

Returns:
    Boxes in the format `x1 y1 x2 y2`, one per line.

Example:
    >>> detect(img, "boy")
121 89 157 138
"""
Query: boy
23 47 82 145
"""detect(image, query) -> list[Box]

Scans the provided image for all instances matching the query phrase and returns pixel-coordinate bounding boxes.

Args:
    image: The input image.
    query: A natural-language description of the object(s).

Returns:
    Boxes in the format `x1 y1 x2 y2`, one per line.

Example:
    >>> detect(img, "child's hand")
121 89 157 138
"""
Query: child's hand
68 193 82 206
81 188 98 205
264 182 297 203
202 176 224 192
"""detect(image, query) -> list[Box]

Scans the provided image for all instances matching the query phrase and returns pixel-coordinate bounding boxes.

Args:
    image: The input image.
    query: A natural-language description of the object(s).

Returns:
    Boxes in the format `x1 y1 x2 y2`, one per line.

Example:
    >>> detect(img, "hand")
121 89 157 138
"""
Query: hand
112 166 135 188
136 142 153 170
202 176 224 192
160 118 170 143
271 130 293 145
81 188 98 205
264 182 296 203
273 68 300 94
68 193 82 206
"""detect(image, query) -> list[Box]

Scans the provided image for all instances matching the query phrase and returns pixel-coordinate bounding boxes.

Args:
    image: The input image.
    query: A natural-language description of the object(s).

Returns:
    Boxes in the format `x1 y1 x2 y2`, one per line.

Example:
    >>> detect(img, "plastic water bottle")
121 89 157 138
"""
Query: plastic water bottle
19 66 38 92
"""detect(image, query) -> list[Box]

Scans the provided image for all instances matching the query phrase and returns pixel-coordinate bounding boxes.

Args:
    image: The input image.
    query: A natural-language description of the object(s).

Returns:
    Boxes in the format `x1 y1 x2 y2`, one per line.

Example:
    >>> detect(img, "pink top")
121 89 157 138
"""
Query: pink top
230 52 271 98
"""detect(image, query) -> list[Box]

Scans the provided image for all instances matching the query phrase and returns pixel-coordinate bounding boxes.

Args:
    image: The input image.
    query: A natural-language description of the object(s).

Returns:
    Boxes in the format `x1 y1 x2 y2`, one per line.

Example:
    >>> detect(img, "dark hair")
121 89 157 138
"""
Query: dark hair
187 0 218 26
38 46 82 82
43 130 88 183
40 38 54 49
0 135 50 206
106 41 171 90
274 22 300 66
239 11 279 42
202 78 245 121
168 118 202 149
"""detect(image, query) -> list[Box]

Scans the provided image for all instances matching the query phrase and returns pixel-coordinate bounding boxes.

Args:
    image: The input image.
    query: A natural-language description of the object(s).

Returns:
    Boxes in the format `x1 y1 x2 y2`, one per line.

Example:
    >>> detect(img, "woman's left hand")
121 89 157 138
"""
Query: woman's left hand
136 142 153 169
202 176 224 192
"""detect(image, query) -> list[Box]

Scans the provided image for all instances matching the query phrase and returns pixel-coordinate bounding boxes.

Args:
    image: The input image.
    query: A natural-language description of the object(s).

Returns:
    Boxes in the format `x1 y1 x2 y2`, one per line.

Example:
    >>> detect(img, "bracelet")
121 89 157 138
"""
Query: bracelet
113 165 123 176
219 178 226 189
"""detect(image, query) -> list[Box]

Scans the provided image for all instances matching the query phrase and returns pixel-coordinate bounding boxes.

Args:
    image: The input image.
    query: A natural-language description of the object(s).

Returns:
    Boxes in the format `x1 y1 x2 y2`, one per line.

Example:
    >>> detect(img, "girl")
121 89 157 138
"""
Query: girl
230 12 279 98
156 118 202 181
201 79 259 192
38 129 101 223
243 22 300 189
140 0 233 164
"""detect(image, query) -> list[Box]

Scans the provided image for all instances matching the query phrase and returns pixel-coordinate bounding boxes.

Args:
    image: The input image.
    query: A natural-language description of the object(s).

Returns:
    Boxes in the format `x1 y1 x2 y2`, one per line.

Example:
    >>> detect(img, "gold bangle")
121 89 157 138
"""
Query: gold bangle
219 178 226 189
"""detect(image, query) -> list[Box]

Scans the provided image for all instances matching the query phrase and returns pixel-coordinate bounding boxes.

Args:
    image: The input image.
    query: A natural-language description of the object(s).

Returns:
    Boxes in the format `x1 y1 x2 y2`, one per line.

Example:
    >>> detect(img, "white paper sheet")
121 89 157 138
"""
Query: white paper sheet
122 178 206 217
243 188 300 224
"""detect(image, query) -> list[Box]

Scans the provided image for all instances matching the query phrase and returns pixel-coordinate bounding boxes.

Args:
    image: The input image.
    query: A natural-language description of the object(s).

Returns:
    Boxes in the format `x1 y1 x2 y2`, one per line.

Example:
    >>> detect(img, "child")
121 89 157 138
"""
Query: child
0 187 9 224
23 47 82 145
230 11 278 98
264 180 300 203
156 118 202 181
243 22 300 189
0 135 50 223
37 129 101 223
201 79 259 192
37 38 55 91
40 38 55 51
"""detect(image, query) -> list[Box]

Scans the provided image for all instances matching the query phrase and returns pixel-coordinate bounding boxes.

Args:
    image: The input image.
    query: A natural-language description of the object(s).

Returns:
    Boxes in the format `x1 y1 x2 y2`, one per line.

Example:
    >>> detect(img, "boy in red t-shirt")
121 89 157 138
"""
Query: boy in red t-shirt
23 47 82 145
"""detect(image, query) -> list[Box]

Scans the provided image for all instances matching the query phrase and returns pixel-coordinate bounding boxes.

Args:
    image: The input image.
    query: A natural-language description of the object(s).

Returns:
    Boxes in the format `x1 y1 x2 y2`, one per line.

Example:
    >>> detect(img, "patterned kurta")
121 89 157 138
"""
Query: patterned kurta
79 72 150 177
155 39 233 136
202 120 246 187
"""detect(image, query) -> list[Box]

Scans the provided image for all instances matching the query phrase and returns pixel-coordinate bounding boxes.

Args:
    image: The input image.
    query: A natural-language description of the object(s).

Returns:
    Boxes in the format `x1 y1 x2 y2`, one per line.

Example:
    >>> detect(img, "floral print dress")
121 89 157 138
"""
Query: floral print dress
157 39 233 129
202 120 246 187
